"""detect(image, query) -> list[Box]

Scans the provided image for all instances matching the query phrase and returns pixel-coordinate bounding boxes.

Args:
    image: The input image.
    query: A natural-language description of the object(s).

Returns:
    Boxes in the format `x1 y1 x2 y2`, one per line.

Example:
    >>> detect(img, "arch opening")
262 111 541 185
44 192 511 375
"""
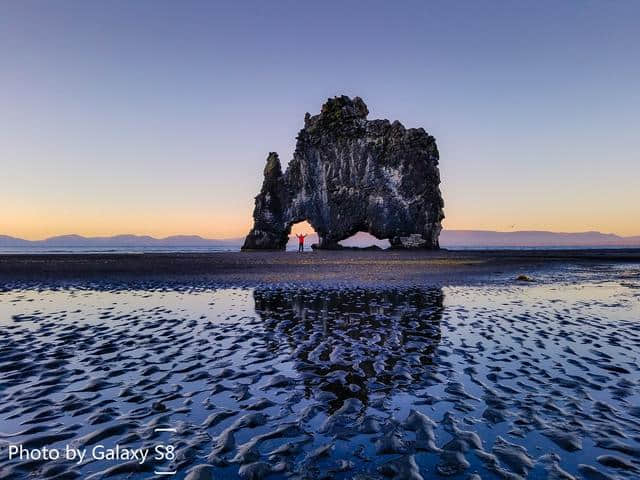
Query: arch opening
339 231 391 249
286 220 317 251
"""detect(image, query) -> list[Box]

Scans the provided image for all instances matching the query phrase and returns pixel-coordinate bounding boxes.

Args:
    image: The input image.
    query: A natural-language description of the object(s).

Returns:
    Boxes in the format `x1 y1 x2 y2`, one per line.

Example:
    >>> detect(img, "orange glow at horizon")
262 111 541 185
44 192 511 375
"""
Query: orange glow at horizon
2 210 254 241
4 212 639 241
3 179 639 241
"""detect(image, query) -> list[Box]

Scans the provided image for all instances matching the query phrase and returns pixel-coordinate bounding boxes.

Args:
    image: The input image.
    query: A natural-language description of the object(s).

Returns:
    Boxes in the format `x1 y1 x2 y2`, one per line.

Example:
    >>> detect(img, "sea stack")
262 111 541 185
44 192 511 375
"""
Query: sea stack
242 96 444 250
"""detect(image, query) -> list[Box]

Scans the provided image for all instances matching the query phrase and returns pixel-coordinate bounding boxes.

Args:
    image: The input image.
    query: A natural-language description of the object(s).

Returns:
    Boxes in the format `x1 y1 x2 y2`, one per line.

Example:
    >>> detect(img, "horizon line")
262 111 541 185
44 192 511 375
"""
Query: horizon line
2 229 640 243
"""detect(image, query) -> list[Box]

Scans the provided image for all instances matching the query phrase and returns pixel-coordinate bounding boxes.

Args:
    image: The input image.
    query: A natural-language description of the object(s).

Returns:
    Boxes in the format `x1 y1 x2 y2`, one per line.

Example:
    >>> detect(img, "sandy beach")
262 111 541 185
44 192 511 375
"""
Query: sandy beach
1 263 639 479
2 249 640 286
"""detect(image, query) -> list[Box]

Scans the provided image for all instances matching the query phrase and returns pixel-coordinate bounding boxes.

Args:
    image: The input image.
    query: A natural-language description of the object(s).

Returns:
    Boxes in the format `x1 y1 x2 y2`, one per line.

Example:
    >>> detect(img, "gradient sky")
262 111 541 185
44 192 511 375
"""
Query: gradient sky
2 1 639 240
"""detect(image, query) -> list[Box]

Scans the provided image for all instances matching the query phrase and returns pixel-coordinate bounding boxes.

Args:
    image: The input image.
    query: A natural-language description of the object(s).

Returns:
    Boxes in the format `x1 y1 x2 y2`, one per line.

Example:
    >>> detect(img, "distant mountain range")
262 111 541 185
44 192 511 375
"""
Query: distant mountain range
1 230 639 248
0 234 241 247
439 230 640 247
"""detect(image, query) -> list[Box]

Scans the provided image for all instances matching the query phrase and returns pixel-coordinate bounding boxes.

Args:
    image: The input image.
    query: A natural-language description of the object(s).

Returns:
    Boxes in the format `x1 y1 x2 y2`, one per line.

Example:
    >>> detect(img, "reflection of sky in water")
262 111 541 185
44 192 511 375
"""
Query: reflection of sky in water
0 269 638 479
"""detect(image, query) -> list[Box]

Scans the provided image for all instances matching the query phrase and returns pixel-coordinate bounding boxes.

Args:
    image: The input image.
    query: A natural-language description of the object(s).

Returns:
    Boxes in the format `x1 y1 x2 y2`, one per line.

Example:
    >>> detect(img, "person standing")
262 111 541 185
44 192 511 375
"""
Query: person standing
296 233 307 252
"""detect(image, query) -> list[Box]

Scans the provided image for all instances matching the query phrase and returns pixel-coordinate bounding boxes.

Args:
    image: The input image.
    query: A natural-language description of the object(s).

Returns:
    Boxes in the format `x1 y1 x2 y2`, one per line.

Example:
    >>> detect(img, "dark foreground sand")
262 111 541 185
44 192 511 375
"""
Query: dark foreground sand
1 249 639 286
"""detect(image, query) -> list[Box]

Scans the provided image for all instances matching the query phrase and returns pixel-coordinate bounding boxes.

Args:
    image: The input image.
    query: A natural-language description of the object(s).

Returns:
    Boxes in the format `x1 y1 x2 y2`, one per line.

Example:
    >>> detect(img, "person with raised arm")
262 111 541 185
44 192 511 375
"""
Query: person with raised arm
295 233 307 252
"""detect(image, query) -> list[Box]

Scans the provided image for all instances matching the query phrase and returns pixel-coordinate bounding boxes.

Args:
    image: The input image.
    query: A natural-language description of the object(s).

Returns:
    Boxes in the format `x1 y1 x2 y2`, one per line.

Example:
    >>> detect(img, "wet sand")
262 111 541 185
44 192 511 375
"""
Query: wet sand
1 249 640 286
1 253 639 479
1 271 639 479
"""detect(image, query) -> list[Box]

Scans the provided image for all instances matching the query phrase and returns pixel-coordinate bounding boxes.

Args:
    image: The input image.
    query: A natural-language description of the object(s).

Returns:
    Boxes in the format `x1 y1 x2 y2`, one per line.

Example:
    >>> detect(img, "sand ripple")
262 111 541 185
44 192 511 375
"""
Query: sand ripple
0 274 639 479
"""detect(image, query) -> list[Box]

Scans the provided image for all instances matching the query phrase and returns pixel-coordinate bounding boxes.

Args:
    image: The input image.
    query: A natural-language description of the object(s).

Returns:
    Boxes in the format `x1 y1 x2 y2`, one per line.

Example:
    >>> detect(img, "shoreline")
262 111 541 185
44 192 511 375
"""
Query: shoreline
1 249 639 287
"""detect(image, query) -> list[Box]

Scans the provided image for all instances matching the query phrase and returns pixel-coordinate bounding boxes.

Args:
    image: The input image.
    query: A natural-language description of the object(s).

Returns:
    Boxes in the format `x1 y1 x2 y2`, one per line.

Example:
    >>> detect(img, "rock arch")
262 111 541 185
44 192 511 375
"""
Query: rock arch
242 96 444 250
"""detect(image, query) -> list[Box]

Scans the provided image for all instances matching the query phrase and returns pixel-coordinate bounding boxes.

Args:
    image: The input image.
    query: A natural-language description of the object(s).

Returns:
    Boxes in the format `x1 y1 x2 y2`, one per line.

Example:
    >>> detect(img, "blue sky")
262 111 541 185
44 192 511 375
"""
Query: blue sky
1 1 639 238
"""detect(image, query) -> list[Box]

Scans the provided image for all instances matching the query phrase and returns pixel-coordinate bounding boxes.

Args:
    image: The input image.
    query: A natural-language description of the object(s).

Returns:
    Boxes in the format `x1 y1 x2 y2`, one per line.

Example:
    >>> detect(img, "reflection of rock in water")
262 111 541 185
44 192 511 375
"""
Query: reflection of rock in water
254 288 443 414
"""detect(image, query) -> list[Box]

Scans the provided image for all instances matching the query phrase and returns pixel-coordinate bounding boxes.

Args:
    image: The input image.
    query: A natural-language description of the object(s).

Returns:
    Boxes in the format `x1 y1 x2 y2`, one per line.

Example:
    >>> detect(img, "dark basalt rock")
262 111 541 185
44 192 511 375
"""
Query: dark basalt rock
242 96 444 250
